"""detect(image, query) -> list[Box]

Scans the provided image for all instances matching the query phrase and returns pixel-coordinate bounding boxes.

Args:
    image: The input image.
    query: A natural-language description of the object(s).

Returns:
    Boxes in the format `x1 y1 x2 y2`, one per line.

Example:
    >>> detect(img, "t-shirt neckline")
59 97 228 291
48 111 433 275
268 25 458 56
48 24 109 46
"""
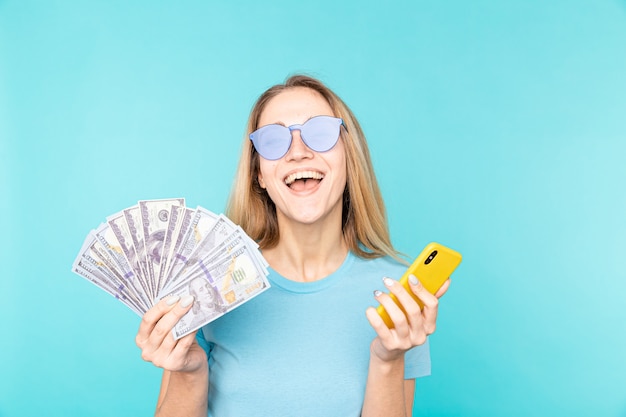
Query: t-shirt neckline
266 251 355 294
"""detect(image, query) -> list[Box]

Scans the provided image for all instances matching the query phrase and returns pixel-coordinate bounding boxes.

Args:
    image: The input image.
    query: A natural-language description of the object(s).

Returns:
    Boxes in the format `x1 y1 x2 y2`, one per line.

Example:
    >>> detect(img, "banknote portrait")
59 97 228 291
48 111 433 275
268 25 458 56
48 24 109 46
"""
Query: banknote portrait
188 277 226 326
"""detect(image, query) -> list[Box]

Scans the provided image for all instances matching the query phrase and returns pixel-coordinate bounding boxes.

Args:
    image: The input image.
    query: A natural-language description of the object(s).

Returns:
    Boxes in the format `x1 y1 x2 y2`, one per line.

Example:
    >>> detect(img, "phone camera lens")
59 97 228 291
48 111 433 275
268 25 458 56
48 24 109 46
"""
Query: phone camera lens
424 250 438 265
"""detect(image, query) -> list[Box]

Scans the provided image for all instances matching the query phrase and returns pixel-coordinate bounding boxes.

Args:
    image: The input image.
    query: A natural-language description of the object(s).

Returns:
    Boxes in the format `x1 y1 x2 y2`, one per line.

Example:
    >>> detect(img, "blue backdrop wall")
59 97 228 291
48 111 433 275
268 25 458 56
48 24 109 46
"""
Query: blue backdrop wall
1 1 625 416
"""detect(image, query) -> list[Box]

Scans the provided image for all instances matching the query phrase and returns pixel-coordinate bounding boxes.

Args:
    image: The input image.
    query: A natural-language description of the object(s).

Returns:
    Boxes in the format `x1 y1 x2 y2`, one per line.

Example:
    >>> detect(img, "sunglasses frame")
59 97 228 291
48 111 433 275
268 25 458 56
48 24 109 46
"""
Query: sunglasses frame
249 115 345 160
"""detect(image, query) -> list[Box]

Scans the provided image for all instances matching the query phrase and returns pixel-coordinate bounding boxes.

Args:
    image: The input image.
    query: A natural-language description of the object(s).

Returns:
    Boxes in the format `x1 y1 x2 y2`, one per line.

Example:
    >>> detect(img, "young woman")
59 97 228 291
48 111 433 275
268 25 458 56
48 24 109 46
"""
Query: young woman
136 75 450 417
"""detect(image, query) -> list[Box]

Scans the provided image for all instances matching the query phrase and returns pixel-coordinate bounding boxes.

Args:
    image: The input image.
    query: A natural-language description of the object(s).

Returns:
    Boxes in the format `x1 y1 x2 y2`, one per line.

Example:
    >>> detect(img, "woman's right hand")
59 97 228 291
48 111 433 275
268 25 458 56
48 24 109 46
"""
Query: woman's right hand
135 295 208 373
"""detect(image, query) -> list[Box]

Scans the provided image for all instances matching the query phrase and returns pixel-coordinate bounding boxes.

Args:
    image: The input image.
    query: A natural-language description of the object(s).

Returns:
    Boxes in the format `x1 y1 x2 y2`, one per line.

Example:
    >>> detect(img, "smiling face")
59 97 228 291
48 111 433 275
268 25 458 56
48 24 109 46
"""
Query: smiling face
256 87 347 228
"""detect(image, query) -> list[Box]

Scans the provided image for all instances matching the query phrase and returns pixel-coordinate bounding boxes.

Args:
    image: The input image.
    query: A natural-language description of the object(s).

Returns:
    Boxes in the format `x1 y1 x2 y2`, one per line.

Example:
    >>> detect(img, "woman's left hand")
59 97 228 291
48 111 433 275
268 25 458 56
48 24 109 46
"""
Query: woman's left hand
365 276 450 362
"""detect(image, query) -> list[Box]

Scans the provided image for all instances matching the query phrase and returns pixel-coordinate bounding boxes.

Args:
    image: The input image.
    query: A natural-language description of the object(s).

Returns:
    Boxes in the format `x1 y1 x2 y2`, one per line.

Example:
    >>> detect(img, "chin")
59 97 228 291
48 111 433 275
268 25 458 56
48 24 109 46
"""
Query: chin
293 207 339 226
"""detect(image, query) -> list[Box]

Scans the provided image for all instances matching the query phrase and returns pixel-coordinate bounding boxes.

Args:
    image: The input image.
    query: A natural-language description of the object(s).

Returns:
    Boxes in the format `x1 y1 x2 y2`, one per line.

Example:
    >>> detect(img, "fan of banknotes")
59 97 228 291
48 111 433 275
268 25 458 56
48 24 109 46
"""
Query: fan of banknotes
72 198 270 339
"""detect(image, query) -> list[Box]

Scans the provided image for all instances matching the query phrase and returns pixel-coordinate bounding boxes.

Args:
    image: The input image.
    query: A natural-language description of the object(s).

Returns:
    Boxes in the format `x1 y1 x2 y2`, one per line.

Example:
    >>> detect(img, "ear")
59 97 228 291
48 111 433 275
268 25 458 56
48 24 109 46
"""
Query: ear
258 174 266 189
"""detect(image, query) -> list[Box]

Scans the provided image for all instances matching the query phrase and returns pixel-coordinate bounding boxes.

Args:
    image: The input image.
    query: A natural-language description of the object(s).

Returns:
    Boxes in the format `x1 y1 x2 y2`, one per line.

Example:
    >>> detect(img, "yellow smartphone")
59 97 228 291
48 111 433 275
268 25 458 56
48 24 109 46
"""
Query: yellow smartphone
377 242 462 328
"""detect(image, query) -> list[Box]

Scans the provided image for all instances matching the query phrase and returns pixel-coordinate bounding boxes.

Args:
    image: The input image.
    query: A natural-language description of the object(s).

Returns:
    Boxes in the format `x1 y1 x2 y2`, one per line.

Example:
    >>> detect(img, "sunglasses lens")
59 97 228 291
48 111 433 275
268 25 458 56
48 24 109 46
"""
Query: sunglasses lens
301 116 342 152
250 125 291 160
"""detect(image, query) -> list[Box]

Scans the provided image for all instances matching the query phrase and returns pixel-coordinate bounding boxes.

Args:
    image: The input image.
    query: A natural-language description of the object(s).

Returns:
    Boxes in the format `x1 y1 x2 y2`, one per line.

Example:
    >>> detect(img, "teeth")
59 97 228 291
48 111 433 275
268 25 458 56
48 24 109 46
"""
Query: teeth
284 171 324 186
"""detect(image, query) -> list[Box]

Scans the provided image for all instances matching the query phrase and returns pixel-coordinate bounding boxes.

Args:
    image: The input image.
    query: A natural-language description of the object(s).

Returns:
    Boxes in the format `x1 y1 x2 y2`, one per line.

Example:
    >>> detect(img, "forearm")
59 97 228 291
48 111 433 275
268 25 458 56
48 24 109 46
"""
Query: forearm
361 354 408 417
155 364 209 417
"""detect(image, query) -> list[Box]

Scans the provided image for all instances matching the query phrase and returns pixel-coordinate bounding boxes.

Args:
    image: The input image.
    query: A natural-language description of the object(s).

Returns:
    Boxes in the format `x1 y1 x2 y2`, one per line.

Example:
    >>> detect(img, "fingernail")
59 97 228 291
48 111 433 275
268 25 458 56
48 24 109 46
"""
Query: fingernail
373 290 383 297
180 295 194 307
383 277 394 287
165 295 180 306
409 275 419 286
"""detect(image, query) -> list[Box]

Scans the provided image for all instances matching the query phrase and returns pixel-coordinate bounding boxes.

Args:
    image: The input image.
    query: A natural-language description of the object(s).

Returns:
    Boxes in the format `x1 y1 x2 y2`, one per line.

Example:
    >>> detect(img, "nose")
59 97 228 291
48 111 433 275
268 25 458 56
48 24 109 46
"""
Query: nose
285 129 313 161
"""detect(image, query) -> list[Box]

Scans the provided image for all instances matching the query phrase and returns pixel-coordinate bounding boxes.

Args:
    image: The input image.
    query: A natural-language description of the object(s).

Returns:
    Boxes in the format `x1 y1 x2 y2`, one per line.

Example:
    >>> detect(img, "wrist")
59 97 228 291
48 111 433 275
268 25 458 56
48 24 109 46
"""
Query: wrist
369 346 405 375
370 338 407 364
156 361 209 416
172 360 209 383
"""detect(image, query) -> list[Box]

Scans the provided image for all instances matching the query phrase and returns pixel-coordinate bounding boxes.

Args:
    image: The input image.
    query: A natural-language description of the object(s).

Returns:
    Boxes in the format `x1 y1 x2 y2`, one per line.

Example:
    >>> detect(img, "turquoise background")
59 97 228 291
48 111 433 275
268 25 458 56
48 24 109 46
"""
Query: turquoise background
1 1 625 416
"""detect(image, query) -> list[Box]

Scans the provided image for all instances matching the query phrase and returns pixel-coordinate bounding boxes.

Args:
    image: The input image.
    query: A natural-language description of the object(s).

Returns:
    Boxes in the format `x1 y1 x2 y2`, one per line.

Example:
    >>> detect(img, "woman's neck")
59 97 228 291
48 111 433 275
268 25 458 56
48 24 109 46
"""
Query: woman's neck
262 216 349 283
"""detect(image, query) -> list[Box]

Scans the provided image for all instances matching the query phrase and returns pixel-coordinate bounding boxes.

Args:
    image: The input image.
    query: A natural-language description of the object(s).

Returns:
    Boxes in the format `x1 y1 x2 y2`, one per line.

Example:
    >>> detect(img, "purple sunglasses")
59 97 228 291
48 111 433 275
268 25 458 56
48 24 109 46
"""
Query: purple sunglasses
249 115 345 160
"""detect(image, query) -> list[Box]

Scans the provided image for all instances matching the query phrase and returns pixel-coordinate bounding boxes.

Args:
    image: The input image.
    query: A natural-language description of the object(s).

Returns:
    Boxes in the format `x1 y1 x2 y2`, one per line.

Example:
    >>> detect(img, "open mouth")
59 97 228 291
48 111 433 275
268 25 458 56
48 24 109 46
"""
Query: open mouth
284 170 324 191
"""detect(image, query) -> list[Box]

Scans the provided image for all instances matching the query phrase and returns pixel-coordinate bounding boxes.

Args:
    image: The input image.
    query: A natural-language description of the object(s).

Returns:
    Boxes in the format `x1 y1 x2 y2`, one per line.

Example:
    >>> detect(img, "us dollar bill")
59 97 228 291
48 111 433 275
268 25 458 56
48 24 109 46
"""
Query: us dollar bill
73 233 146 314
72 258 143 316
166 243 270 339
72 199 270 336
107 211 152 300
157 206 190 294
93 222 152 310
166 208 222 288
123 205 152 300
139 198 185 297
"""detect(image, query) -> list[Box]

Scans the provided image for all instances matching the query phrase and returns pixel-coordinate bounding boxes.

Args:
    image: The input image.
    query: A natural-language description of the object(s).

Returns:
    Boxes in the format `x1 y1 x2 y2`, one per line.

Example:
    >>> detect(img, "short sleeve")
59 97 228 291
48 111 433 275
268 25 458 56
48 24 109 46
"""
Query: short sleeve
195 326 213 356
404 337 431 379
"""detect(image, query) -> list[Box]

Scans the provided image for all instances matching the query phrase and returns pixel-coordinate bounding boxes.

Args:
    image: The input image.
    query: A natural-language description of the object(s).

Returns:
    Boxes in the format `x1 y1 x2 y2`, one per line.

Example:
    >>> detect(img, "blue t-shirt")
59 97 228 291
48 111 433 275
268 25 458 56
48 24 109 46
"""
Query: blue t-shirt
196 251 431 417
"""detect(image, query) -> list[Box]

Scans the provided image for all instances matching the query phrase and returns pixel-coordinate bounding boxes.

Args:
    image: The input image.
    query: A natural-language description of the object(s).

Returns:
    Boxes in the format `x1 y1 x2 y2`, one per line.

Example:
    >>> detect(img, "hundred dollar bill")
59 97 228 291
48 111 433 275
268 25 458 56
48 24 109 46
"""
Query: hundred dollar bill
73 234 146 314
166 243 271 339
157 206 191 294
151 203 183 294
170 223 269 294
139 198 185 296
73 233 137 304
123 205 152 300
173 232 249 288
165 208 221 288
163 237 244 296
186 233 268 291
84 232 149 311
193 218 265 269
206 233 269 278
73 259 143 316
107 211 150 291
93 222 152 310
165 216 236 291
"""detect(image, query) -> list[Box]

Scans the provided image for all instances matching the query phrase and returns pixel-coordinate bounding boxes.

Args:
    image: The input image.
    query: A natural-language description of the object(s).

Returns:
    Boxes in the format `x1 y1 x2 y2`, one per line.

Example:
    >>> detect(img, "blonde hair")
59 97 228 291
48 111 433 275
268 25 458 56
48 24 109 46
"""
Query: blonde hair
226 74 404 262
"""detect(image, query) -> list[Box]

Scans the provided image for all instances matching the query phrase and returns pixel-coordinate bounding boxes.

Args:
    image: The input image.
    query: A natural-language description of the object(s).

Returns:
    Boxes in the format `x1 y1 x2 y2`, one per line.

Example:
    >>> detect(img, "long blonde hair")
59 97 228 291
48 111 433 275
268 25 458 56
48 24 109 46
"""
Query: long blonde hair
226 74 403 262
